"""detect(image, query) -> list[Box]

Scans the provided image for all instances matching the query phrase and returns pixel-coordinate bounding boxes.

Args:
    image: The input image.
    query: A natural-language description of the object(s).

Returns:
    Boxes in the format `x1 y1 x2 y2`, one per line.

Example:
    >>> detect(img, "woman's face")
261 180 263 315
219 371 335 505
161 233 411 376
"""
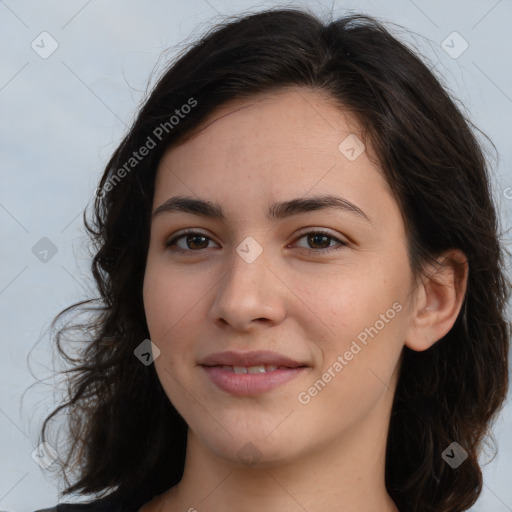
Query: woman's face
143 87 417 467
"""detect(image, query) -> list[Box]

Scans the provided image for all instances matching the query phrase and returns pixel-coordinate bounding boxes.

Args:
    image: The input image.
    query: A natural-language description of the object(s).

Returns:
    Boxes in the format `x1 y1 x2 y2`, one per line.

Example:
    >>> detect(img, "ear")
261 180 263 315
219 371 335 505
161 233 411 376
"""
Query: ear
404 249 469 351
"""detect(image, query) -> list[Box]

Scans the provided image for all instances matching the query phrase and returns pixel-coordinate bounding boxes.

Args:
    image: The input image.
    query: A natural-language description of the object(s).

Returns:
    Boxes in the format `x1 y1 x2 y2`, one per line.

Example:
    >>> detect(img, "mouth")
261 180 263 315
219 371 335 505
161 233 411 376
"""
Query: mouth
201 365 308 396
211 364 303 373
199 351 310 396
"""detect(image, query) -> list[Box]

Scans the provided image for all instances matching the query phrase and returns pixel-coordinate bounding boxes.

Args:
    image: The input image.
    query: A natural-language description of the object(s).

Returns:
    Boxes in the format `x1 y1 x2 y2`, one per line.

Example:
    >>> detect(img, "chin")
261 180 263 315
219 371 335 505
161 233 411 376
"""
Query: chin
193 424 301 468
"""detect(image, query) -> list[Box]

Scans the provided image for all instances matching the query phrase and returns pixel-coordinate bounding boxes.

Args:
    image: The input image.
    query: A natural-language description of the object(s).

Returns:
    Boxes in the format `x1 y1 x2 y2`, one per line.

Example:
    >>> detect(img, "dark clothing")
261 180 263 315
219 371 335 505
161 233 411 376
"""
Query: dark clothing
34 494 146 512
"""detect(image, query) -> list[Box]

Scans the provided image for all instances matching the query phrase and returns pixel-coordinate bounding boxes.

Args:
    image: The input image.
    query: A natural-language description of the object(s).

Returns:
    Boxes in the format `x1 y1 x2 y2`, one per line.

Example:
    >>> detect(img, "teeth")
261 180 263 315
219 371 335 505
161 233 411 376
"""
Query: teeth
220 365 281 373
248 365 266 374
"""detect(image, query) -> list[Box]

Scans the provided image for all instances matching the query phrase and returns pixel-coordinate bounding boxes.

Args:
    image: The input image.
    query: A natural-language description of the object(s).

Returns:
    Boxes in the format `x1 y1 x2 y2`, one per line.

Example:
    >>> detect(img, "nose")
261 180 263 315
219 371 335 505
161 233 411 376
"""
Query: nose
208 245 287 331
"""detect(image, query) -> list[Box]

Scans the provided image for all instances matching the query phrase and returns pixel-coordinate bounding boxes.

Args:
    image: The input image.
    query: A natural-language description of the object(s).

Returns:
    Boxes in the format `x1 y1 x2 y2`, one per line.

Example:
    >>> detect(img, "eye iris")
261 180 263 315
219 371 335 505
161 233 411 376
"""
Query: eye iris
187 234 208 250
308 233 330 249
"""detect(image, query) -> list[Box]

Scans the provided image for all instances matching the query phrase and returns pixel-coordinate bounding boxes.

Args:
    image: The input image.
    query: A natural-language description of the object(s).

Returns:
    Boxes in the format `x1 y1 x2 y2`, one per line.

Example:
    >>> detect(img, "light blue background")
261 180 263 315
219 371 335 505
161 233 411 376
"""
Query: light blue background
1 1 511 511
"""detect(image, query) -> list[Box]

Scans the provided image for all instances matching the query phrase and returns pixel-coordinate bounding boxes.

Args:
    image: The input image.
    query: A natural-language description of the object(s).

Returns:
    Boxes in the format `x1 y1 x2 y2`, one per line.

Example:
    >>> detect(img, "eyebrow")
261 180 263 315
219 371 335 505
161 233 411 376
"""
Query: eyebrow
152 194 372 224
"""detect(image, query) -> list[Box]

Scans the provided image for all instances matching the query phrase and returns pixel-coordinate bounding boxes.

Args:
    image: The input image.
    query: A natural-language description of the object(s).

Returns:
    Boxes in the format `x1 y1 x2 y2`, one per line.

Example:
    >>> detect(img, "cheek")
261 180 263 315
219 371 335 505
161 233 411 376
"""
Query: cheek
315 261 409 373
316 272 397 333
305 291 405 430
143 272 166 340
143 265 198 400
143 260 186 343
142 260 212 382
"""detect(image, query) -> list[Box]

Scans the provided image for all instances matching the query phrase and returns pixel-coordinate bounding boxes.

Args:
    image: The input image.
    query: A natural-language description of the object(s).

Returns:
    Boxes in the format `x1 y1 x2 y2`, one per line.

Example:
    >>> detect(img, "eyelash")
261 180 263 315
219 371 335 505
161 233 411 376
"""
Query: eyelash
164 228 348 254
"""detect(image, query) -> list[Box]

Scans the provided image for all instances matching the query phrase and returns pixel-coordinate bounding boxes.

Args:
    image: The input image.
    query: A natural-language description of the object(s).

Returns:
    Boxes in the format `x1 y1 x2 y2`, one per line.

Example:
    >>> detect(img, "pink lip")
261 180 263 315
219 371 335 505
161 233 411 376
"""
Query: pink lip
202 366 307 396
199 350 306 368
199 350 309 396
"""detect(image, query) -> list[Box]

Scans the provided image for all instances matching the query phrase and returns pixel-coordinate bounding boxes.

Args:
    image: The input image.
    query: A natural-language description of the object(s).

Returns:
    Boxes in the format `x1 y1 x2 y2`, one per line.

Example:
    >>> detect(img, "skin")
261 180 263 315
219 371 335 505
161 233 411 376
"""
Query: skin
141 87 468 512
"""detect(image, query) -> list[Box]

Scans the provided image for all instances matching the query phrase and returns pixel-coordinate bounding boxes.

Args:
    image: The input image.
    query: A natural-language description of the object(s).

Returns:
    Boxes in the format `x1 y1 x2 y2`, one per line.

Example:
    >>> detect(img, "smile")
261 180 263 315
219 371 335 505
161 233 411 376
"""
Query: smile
202 365 307 395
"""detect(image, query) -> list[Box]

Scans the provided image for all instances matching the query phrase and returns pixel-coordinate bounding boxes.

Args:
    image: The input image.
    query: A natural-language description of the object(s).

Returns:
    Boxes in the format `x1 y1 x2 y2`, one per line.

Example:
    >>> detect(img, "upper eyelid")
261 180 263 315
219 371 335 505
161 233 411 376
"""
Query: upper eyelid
166 227 343 240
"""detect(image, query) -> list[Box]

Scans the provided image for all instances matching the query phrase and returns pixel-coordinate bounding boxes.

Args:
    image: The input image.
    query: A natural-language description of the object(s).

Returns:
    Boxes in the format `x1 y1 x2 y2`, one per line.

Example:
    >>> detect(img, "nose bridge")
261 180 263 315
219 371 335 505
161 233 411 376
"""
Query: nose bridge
222 238 272 305
209 237 286 328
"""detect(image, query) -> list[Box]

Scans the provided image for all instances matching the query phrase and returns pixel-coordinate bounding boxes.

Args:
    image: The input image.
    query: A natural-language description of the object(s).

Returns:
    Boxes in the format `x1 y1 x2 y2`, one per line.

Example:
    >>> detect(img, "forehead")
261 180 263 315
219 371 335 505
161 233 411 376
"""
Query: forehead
169 87 362 157
153 87 395 224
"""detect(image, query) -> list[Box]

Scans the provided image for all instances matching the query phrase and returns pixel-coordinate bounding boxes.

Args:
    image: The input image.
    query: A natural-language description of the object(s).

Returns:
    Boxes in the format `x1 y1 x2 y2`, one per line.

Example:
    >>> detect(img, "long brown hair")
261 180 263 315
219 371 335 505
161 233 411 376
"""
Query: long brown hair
38 7 510 512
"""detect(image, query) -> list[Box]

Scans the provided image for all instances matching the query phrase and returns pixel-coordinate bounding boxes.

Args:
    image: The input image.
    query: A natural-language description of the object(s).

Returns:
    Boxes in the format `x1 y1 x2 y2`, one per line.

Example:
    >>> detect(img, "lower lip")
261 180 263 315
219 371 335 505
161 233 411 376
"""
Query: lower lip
202 366 307 396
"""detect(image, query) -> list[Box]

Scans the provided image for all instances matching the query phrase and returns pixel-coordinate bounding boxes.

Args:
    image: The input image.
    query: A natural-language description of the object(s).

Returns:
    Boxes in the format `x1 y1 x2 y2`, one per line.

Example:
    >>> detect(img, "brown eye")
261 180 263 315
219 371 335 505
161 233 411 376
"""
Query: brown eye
307 233 331 249
293 230 348 253
165 230 218 252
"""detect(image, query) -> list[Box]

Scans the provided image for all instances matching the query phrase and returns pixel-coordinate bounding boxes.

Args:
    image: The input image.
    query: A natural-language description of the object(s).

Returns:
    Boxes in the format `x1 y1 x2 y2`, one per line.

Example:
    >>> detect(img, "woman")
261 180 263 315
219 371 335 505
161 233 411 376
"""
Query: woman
35 6 510 512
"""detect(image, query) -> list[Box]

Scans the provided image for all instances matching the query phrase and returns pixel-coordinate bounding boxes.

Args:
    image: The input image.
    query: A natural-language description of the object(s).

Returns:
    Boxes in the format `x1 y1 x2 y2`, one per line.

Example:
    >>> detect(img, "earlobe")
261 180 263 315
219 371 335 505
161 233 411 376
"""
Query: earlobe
404 249 468 352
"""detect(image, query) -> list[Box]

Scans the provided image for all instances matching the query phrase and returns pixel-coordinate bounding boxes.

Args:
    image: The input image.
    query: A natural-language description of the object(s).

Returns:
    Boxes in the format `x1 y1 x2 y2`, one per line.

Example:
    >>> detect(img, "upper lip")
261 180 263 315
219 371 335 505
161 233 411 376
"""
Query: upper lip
199 350 307 368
